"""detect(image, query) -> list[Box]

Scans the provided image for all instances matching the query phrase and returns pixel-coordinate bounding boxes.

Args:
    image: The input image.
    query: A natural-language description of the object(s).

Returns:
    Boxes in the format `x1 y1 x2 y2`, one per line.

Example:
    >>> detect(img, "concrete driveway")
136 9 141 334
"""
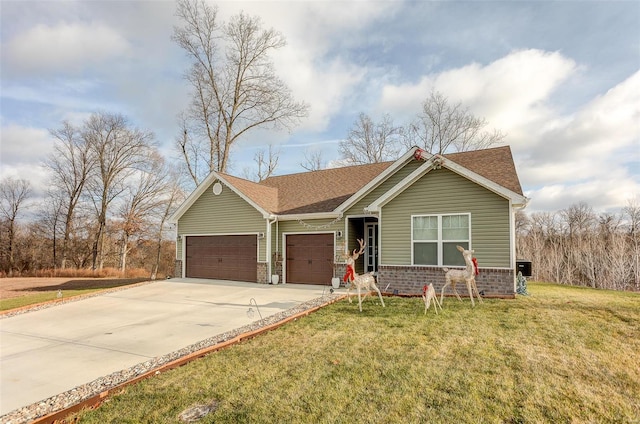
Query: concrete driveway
0 278 335 416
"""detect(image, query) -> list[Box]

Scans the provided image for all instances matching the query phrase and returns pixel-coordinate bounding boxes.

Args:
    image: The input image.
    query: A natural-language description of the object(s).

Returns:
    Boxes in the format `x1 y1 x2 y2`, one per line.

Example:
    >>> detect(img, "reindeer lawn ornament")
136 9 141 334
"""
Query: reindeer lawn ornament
440 245 483 307
422 283 442 314
343 239 386 312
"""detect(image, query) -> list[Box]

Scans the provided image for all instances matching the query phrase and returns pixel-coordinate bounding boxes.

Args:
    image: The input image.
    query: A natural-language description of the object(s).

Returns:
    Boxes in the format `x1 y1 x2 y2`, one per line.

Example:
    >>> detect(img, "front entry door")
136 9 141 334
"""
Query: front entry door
364 223 378 273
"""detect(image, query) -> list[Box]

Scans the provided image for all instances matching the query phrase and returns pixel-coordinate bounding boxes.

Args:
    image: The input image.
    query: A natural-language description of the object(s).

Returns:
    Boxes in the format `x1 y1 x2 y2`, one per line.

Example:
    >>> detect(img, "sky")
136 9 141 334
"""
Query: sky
1 0 639 215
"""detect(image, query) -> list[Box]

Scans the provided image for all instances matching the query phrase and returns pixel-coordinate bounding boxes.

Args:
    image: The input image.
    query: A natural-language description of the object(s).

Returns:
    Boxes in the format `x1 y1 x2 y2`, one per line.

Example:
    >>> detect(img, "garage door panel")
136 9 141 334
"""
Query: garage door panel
286 234 334 285
186 235 257 282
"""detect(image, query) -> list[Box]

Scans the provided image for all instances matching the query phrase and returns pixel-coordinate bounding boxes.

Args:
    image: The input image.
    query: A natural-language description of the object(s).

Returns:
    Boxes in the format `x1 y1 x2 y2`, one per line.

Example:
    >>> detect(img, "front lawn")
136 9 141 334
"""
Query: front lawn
73 283 640 423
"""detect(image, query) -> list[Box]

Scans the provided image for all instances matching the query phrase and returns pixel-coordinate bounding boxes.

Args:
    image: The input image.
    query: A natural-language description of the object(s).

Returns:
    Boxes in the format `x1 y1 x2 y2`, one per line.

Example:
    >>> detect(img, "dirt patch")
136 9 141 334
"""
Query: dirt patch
0 277 150 299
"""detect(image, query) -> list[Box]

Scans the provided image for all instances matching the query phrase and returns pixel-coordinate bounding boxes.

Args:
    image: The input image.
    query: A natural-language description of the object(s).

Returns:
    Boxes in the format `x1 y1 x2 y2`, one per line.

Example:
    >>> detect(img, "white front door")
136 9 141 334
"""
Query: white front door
364 223 378 273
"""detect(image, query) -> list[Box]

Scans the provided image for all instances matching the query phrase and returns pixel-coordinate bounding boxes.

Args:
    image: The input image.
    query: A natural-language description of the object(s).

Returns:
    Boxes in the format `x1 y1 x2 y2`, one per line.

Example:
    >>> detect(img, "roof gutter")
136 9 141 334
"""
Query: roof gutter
276 212 341 221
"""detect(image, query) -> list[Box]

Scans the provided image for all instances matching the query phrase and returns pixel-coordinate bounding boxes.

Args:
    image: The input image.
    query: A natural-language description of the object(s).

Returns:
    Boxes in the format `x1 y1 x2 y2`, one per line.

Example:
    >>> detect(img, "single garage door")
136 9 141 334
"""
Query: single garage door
186 235 257 282
286 234 334 285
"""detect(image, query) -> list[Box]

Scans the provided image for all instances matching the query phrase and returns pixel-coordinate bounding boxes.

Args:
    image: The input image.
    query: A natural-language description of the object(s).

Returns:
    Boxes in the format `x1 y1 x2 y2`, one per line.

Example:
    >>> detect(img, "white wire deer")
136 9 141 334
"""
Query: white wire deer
344 239 386 312
440 245 483 307
422 283 442 314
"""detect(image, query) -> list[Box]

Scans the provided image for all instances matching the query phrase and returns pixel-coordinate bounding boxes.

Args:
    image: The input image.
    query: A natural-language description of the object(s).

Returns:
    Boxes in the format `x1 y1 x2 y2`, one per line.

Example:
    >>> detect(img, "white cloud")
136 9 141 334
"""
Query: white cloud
522 70 640 176
0 124 53 198
375 49 639 213
273 53 366 131
526 169 640 213
213 0 400 132
0 124 52 164
4 22 131 76
377 49 577 131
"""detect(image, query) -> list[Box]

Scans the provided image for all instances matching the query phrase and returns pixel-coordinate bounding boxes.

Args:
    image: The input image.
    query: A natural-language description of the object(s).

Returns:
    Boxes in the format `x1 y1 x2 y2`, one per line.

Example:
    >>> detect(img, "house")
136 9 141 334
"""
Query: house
168 146 528 297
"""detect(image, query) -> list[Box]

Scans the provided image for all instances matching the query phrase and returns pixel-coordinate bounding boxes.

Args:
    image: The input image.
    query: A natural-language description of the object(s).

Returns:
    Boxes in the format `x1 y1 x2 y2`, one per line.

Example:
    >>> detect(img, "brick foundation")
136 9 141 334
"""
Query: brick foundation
257 263 269 284
334 264 347 286
174 260 182 278
377 265 515 298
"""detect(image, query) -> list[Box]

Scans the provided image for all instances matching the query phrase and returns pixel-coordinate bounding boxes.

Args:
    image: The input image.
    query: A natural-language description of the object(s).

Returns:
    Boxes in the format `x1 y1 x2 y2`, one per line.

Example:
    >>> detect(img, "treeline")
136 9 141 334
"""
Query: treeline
0 112 185 278
516 201 640 291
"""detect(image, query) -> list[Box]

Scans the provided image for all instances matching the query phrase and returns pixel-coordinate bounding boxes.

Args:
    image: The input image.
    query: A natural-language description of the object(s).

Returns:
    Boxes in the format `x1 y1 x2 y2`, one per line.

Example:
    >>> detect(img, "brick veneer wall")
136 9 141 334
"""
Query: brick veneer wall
174 260 182 278
334 264 347 285
377 265 515 298
257 263 269 284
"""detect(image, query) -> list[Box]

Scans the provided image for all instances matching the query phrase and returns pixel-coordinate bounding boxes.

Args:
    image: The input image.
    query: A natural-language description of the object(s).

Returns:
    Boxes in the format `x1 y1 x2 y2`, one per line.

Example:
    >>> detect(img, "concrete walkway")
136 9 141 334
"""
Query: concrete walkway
0 279 334 415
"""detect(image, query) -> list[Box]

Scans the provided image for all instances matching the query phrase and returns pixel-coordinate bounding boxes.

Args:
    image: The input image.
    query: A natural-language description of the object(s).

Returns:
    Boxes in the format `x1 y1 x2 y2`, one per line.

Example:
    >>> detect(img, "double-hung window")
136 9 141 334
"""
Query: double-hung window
412 213 470 266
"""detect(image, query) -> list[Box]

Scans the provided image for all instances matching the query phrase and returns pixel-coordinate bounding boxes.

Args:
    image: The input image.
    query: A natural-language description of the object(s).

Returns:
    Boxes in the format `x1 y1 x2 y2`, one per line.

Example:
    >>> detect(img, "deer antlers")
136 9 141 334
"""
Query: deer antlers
346 238 366 261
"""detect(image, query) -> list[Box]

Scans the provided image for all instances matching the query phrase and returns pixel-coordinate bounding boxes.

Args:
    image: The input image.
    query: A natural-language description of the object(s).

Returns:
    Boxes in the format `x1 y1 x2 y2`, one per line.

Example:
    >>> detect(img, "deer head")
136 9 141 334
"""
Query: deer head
345 239 366 264
456 245 474 255
456 245 477 274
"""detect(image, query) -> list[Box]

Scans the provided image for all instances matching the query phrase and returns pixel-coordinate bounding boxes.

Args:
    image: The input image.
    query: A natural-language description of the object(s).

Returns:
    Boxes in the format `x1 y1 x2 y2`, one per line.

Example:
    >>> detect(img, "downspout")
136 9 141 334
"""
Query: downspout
268 215 277 282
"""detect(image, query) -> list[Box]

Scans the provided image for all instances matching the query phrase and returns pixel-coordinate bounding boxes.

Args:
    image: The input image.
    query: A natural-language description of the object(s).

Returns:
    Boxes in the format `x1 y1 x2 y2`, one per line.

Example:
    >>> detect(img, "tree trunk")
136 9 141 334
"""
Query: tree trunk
119 232 129 274
151 236 162 280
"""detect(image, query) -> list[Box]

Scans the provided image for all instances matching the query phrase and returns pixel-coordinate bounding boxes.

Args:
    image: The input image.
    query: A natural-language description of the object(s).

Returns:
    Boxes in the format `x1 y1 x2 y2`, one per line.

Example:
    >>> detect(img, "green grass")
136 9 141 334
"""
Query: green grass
73 283 639 423
0 290 105 311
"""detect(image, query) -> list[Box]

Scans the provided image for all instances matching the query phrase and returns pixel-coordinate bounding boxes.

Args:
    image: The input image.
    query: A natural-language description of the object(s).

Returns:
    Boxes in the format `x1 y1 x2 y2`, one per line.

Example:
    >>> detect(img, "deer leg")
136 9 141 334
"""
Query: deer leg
347 280 353 303
440 280 450 305
430 291 441 314
372 284 385 308
423 294 428 315
452 282 463 302
357 285 363 312
466 279 475 307
471 278 483 304
434 295 442 314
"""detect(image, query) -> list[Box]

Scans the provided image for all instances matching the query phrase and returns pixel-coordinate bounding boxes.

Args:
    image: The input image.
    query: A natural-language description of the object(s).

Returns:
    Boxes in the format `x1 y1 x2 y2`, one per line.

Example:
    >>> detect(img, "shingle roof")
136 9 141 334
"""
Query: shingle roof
224 146 522 215
260 162 393 214
444 146 523 195
220 174 279 213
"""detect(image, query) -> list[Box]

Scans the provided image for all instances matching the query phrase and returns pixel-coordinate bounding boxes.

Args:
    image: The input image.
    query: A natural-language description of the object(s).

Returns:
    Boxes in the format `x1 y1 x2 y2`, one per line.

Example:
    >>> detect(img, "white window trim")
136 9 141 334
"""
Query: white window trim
411 213 471 266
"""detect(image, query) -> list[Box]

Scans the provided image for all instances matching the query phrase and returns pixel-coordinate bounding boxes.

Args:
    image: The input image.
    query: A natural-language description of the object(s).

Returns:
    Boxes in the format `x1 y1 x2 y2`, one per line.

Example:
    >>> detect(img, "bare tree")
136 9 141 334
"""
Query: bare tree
242 144 280 182
83 112 154 270
116 151 168 273
45 121 94 269
175 113 206 186
516 201 639 291
151 171 184 280
403 90 505 154
624 198 640 290
339 113 402 165
0 177 31 274
300 148 326 171
173 0 309 185
255 144 280 181
36 190 65 268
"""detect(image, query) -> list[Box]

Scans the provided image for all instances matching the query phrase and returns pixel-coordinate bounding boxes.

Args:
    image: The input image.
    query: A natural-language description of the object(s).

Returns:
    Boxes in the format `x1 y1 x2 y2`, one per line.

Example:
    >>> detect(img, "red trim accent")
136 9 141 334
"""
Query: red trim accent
472 257 479 276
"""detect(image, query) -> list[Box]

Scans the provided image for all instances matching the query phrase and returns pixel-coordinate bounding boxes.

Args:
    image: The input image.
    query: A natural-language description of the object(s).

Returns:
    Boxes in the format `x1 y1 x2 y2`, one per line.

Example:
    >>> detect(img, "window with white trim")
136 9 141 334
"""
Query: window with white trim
412 213 470 266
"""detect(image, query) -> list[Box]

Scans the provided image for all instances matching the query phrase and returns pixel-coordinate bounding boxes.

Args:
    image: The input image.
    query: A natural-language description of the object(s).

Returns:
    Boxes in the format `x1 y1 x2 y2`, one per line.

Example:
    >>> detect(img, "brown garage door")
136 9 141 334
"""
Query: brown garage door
186 235 257 282
286 234 334 285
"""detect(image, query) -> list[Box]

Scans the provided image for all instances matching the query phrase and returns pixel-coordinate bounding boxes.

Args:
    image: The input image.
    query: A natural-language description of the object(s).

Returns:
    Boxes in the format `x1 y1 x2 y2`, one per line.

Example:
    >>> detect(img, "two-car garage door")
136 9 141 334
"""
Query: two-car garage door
186 235 257 282
185 233 334 285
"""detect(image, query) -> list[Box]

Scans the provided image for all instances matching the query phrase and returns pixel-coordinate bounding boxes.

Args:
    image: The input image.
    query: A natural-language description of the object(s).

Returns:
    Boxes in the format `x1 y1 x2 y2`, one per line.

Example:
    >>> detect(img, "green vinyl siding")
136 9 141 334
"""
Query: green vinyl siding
177 182 267 261
381 167 511 267
344 159 422 216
